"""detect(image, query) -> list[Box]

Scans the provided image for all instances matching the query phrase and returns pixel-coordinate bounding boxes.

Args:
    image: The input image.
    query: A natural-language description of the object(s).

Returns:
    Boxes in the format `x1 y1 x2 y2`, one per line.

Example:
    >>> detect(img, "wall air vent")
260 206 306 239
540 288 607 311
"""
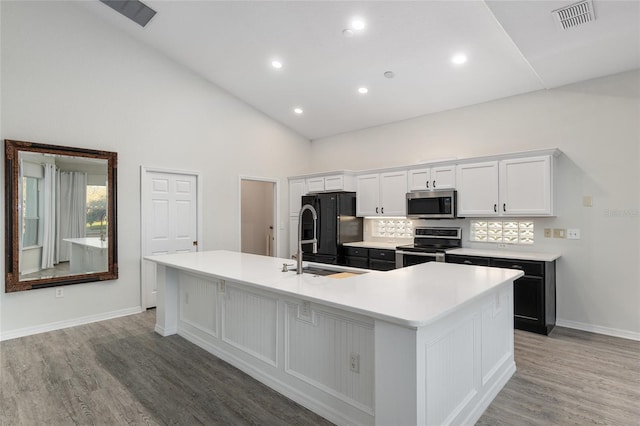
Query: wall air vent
100 0 157 28
552 0 595 30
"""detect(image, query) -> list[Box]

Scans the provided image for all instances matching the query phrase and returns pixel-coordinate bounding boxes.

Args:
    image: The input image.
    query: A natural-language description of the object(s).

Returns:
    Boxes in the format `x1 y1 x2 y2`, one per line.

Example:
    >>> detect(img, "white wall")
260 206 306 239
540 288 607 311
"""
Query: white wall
311 71 640 339
0 1 311 338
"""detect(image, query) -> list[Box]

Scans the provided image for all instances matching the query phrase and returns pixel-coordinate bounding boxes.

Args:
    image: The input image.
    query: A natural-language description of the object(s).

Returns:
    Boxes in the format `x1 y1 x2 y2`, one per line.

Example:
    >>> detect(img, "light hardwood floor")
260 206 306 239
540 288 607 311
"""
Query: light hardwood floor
1 310 638 425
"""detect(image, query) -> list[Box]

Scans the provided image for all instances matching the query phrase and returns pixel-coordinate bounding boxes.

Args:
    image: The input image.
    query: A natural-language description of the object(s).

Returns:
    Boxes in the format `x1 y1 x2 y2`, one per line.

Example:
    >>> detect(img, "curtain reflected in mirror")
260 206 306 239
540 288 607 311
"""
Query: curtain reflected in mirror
5 140 118 292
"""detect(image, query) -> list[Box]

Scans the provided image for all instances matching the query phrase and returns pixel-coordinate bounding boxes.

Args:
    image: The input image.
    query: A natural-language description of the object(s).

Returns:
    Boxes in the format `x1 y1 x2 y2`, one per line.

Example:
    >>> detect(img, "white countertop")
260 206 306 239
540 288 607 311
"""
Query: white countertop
63 237 108 249
343 241 401 250
146 250 523 328
447 248 560 262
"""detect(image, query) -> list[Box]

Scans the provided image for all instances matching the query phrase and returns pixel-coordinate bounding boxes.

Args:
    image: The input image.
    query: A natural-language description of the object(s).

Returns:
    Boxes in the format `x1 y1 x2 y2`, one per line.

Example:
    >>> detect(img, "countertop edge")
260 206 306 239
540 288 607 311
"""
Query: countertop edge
146 251 524 328
446 248 561 262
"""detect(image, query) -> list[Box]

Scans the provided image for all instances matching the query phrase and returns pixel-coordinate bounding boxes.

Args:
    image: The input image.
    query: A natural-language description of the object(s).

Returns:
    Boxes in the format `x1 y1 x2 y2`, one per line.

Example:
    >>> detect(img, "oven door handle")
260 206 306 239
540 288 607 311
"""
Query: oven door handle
396 250 445 268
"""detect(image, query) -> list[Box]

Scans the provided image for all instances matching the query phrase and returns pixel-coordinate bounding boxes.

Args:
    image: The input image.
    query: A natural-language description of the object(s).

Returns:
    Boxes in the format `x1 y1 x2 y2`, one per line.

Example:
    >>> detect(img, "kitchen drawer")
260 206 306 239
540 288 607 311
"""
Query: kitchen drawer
344 246 369 258
446 255 490 266
345 256 369 269
369 259 396 271
369 248 395 261
490 258 544 276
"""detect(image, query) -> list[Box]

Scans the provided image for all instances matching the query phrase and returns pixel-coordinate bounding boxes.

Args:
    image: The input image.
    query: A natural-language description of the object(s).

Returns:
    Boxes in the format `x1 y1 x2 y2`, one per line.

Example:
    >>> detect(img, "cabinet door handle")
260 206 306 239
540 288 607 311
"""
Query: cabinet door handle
503 203 506 212
493 204 497 213
433 180 436 188
376 207 379 214
511 265 523 270
426 180 429 188
464 260 472 264
381 207 384 214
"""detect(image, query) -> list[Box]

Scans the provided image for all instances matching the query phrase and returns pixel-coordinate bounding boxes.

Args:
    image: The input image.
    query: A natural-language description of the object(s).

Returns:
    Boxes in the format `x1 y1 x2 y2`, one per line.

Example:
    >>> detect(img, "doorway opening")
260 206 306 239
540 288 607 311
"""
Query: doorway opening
240 177 278 257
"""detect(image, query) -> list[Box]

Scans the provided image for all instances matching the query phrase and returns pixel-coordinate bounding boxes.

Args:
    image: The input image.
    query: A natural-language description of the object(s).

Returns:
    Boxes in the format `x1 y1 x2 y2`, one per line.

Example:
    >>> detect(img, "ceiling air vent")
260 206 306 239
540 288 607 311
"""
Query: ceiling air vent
552 0 595 30
100 0 157 28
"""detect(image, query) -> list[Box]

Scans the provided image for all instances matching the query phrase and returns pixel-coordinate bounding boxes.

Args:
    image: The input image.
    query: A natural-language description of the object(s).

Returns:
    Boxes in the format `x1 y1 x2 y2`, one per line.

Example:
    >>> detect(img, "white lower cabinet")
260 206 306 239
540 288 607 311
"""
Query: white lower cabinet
357 171 407 216
457 155 554 217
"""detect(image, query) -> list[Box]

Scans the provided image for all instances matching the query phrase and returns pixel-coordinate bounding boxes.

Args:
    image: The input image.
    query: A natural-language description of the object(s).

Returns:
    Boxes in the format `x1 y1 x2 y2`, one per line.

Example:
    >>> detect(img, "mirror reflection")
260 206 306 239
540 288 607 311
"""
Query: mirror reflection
19 152 109 281
5 140 118 292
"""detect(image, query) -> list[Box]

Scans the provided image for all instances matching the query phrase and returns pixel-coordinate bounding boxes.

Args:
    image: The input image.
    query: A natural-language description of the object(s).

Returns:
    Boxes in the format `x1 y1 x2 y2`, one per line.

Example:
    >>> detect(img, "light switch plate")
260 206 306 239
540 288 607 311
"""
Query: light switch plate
567 229 581 239
553 228 565 238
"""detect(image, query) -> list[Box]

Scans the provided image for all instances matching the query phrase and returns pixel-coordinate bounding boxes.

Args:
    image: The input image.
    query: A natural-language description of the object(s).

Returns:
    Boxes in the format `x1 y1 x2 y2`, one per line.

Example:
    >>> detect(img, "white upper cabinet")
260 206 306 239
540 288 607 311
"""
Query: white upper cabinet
356 174 380 216
305 173 355 193
288 179 306 216
457 155 554 217
499 156 552 216
357 171 407 217
408 165 456 191
305 176 326 193
456 161 500 216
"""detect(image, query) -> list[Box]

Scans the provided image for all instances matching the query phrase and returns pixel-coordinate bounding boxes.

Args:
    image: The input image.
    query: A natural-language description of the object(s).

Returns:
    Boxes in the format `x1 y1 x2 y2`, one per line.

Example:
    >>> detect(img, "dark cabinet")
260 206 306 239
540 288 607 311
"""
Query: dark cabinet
446 254 490 267
344 246 369 269
344 246 396 271
446 253 556 335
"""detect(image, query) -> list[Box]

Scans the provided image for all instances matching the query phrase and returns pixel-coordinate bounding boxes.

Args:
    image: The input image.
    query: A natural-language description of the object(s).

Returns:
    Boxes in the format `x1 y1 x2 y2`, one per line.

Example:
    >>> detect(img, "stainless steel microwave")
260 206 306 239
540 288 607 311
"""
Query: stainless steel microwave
406 190 457 219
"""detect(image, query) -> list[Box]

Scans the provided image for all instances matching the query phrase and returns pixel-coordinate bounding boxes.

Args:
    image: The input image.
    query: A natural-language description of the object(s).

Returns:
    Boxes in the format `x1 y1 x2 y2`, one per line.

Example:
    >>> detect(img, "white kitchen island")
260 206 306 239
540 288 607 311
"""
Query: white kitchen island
146 250 523 426
63 237 108 273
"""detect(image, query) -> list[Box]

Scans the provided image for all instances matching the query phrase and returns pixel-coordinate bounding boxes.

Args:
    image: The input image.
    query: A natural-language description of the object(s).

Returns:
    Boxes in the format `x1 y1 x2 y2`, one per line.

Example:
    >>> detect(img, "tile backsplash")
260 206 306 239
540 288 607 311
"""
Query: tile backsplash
470 220 534 244
370 219 414 238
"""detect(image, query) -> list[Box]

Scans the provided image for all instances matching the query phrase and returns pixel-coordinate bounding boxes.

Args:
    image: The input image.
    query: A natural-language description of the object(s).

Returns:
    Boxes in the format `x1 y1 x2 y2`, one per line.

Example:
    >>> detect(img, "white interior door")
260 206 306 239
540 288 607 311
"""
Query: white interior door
142 168 200 309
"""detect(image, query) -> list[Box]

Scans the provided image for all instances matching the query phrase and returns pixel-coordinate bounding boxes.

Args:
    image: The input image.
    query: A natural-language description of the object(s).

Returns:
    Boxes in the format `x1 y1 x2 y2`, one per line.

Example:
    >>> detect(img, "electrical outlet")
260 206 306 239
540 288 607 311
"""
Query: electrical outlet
583 196 593 207
55 288 64 298
567 229 581 239
544 228 551 238
301 301 311 317
497 243 507 249
553 228 565 238
349 352 360 373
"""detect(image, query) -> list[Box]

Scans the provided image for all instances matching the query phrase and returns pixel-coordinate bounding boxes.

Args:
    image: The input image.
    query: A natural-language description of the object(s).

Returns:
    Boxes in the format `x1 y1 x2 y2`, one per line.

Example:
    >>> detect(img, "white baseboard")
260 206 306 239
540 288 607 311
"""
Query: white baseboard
556 318 640 341
0 306 143 341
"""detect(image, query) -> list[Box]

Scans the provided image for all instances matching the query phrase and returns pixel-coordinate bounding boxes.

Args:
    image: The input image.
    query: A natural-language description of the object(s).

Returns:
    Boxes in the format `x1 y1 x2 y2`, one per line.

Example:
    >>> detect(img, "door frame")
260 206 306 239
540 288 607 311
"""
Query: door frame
140 166 203 309
238 175 280 258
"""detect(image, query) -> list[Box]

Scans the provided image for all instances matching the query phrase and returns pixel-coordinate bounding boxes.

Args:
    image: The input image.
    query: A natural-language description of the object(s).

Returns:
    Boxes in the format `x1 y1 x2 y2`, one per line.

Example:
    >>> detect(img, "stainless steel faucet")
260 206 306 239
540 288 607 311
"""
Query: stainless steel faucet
297 204 318 274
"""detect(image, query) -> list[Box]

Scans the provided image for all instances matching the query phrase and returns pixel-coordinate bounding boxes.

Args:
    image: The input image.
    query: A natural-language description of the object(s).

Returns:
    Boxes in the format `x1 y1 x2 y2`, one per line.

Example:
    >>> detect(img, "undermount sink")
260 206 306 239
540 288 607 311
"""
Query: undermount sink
294 266 367 278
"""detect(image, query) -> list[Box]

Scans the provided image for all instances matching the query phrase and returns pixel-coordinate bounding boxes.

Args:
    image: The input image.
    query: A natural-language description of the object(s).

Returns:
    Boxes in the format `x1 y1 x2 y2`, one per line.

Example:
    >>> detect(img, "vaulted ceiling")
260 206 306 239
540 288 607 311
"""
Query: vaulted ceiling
77 1 640 140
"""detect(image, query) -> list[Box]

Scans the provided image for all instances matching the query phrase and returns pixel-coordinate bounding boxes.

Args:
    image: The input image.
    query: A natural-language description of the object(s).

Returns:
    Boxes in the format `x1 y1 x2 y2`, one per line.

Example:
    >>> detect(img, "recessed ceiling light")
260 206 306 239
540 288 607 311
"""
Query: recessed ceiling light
293 107 303 115
451 53 468 65
351 19 366 31
358 87 369 94
384 71 395 79
271 60 283 69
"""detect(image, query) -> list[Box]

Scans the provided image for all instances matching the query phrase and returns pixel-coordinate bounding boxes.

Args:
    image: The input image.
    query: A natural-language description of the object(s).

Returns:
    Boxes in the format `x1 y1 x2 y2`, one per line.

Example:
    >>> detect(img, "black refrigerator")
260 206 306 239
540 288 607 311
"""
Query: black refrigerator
300 192 363 265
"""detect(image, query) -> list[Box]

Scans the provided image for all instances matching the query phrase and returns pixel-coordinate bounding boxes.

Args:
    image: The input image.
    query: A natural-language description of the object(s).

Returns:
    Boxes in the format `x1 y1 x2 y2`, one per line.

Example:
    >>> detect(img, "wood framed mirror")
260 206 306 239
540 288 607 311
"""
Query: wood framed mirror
5 140 118 292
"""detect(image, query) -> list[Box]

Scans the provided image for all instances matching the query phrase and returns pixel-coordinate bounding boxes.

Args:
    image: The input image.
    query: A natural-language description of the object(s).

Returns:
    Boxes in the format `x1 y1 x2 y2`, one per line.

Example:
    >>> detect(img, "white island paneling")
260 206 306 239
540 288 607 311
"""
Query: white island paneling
148 250 522 425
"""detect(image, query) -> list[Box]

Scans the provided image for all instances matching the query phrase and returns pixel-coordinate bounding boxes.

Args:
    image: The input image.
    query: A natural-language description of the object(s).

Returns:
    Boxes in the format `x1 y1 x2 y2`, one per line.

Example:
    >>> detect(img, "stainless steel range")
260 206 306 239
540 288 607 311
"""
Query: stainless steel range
395 227 462 268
